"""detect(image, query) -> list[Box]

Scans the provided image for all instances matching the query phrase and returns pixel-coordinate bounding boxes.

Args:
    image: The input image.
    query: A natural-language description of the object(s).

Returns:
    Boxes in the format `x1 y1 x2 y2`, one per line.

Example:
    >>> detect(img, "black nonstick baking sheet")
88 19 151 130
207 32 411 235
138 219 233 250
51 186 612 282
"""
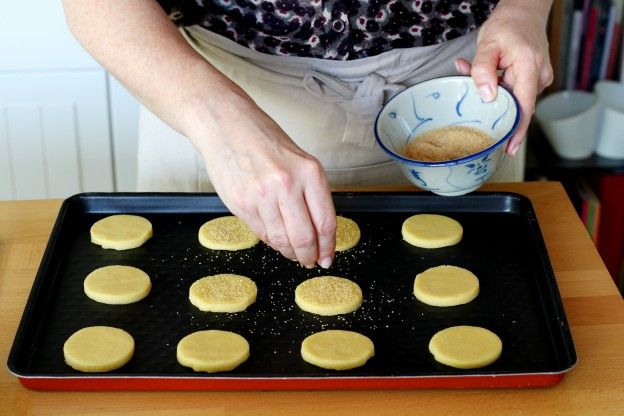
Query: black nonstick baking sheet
8 192 576 389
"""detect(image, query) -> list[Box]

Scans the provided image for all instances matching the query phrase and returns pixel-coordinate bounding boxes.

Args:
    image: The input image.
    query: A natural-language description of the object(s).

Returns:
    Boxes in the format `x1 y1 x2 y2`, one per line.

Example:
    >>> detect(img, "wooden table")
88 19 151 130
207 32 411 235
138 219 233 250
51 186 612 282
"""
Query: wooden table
1 182 623 415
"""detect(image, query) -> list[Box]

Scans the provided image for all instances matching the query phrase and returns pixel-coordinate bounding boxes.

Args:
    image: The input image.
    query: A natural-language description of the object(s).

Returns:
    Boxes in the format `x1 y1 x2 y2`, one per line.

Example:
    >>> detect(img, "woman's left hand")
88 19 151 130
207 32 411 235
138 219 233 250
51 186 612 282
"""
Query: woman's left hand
455 0 554 156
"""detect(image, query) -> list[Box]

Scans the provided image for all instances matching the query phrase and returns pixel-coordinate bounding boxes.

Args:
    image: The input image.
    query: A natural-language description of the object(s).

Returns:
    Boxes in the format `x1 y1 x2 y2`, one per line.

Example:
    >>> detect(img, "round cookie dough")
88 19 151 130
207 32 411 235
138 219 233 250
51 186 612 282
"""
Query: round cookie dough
401 214 463 248
413 265 479 307
198 216 259 250
429 326 502 369
295 276 362 316
301 330 374 370
90 214 153 250
177 330 250 373
63 326 134 373
84 265 151 305
335 216 361 251
189 274 257 313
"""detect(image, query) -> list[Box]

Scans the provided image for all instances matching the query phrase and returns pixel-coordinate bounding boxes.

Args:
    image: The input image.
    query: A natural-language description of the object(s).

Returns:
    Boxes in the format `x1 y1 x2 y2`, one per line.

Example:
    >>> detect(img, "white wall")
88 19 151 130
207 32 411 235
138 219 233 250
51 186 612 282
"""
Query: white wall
0 0 140 200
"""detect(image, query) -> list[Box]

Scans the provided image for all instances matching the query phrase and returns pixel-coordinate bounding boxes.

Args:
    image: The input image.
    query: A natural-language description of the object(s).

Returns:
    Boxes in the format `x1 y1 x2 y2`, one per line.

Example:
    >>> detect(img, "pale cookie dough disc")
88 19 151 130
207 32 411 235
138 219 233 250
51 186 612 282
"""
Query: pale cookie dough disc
189 274 257 312
90 214 153 250
429 326 502 369
414 265 479 307
84 265 151 305
295 276 362 316
335 216 361 251
401 214 463 248
63 326 134 373
301 330 374 370
177 330 250 373
198 216 259 250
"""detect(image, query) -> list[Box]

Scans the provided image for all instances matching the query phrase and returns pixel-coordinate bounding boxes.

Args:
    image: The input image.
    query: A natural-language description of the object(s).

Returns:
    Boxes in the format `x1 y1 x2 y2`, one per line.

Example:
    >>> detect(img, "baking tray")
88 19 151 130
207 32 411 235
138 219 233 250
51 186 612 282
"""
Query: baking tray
8 192 576 390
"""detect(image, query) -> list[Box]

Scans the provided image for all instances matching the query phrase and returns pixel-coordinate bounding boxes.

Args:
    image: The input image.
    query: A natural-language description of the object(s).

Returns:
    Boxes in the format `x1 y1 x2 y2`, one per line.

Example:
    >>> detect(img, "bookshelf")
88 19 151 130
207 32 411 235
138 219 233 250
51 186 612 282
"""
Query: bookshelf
548 0 624 91
532 0 624 292
526 122 624 292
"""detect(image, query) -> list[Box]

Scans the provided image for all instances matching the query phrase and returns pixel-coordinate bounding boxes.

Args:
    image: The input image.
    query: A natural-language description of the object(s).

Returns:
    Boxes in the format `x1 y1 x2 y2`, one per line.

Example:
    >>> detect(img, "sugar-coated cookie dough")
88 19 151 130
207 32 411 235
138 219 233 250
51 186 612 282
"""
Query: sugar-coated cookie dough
177 330 250 373
401 214 463 248
198 216 259 250
295 276 362 316
429 326 502 369
301 330 374 370
413 265 479 307
84 265 151 305
335 216 361 251
91 214 153 250
189 274 257 313
63 326 134 372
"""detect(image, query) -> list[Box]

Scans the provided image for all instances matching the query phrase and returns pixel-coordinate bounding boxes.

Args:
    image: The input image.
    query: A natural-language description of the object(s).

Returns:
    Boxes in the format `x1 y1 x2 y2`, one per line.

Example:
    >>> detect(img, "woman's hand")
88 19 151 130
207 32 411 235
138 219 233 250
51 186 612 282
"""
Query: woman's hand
455 0 554 156
188 90 337 269
63 0 337 268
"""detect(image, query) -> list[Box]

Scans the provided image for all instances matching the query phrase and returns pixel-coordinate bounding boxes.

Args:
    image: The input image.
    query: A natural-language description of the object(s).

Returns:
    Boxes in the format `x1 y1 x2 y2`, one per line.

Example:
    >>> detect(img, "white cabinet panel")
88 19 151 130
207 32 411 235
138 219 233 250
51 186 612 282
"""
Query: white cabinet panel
109 75 140 192
3 106 48 199
0 70 113 200
0 110 14 198
42 104 82 197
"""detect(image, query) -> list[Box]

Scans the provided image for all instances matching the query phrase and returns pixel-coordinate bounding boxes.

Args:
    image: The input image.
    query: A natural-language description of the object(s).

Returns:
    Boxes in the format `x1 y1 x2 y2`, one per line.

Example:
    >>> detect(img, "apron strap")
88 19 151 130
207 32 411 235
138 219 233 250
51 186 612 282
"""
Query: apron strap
303 71 405 147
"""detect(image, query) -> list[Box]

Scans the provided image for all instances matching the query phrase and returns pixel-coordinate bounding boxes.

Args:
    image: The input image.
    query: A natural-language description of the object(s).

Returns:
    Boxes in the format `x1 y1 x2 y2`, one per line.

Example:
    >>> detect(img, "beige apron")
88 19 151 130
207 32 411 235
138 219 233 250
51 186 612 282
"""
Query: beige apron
137 26 524 192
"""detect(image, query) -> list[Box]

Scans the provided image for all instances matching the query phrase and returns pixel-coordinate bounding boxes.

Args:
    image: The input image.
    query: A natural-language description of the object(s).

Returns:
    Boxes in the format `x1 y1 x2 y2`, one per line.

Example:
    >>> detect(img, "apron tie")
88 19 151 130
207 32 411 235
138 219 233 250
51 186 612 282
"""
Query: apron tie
303 71 405 147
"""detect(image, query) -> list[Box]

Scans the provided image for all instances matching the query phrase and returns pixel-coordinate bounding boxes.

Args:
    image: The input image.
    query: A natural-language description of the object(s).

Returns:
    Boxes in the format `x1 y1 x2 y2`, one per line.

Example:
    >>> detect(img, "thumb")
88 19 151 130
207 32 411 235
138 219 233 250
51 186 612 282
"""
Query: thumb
454 58 472 75
471 41 500 102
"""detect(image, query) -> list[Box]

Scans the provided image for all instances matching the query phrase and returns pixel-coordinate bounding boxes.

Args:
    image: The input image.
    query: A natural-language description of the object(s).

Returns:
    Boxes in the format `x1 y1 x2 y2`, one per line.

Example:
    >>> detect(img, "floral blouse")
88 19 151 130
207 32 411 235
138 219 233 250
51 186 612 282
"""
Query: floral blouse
158 0 498 60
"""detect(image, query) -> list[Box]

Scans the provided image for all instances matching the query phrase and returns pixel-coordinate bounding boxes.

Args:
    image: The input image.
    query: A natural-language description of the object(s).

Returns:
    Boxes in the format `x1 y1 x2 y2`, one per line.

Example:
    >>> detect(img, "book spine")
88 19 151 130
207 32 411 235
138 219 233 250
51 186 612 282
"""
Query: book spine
592 198 601 243
606 22 622 79
567 10 585 89
599 5 617 79
596 175 624 282
582 0 593 30
578 6 600 90
559 0 576 89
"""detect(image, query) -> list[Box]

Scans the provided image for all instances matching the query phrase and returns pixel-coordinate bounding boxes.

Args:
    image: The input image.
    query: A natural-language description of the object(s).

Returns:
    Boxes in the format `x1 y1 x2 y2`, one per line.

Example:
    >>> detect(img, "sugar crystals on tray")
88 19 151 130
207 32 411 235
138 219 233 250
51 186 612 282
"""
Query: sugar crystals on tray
66 211 505 376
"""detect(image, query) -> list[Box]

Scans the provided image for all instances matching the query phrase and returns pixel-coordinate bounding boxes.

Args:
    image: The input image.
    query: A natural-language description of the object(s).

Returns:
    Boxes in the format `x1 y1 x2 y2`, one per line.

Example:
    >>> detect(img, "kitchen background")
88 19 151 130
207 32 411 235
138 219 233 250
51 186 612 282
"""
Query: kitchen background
1 0 623 291
1 1 140 200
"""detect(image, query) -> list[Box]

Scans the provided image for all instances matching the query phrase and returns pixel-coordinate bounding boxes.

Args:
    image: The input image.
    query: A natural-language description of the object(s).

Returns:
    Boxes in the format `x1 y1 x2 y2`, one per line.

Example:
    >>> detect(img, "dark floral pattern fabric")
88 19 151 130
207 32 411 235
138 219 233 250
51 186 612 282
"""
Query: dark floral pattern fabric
158 0 498 60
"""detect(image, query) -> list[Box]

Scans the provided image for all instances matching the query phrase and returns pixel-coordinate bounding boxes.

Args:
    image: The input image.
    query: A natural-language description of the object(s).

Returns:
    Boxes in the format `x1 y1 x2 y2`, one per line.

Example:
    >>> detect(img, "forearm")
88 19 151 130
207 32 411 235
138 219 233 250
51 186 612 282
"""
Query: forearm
492 0 553 27
62 0 251 149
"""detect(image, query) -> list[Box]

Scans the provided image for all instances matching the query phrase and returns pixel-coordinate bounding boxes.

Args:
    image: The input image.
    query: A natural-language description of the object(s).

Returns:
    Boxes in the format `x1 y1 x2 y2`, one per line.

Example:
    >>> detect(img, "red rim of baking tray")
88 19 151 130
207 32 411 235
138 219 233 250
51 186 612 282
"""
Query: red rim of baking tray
14 372 569 391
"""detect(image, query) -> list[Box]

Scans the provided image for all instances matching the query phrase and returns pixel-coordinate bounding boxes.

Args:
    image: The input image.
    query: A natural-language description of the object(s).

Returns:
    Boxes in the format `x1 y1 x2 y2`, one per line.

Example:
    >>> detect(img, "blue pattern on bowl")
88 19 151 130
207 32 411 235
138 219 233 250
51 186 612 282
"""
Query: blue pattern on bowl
374 76 520 196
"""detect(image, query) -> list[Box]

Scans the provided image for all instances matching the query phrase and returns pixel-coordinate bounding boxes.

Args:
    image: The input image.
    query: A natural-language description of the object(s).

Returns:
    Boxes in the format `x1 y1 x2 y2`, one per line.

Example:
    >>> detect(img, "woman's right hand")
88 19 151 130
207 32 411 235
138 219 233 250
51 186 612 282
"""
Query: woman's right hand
187 89 337 269
63 0 336 267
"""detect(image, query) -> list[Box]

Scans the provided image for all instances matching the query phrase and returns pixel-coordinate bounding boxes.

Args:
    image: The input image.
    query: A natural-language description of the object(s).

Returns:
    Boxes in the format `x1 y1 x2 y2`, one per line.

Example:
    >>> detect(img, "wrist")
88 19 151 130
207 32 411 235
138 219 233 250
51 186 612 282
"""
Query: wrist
493 0 552 27
179 65 256 152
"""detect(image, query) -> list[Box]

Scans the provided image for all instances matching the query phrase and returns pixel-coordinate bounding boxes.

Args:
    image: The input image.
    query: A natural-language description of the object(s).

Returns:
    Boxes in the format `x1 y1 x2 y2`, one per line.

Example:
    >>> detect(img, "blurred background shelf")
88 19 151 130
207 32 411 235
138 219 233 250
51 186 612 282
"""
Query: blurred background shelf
534 0 624 293
526 122 624 293
526 122 624 178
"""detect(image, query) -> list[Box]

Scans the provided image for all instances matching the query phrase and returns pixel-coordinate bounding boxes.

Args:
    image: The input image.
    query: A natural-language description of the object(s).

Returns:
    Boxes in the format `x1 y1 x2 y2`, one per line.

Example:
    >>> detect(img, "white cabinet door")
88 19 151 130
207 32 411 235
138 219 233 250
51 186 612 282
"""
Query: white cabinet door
0 70 113 200
109 75 140 192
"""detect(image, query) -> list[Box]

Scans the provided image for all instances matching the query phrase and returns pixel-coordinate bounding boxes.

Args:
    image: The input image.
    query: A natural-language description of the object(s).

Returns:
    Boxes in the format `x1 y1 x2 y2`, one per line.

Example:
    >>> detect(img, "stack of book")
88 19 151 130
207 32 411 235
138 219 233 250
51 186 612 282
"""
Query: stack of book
549 0 624 91
572 175 624 291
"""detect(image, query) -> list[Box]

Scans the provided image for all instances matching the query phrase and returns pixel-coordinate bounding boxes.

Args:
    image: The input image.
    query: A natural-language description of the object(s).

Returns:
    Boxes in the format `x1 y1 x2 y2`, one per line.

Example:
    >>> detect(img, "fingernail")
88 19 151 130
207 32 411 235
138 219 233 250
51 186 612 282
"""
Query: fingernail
304 263 315 269
479 85 495 102
454 60 462 74
510 144 518 157
318 257 333 269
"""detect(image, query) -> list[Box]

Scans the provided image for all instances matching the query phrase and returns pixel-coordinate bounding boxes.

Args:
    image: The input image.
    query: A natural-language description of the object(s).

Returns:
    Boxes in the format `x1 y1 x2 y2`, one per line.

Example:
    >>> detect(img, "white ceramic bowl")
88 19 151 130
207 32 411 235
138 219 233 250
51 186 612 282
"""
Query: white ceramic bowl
534 90 597 160
594 81 624 159
374 76 520 196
